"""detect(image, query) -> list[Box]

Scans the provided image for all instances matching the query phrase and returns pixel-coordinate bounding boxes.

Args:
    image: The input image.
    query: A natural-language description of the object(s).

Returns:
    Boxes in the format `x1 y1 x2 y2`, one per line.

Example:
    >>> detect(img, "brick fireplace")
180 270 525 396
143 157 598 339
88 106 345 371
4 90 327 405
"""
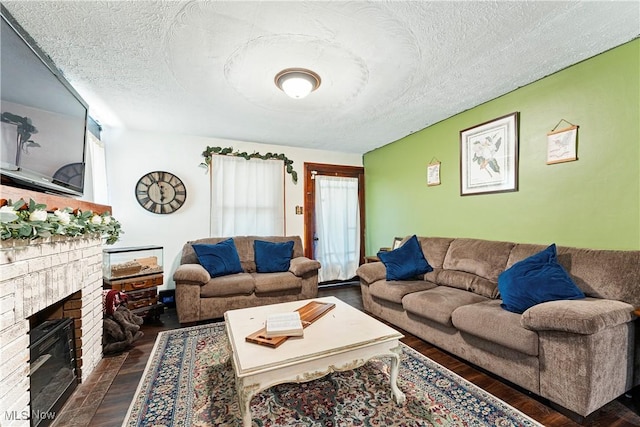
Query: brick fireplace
0 235 104 426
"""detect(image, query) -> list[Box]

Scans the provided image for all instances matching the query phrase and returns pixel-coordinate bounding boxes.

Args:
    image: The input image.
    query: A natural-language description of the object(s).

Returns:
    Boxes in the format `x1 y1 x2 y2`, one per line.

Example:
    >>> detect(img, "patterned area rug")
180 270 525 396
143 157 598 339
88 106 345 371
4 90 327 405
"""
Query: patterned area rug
123 322 543 426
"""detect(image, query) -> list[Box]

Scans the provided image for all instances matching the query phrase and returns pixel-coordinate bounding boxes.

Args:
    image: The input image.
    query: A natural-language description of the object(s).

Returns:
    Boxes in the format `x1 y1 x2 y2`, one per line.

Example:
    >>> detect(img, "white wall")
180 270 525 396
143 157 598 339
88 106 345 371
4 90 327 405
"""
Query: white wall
102 127 362 290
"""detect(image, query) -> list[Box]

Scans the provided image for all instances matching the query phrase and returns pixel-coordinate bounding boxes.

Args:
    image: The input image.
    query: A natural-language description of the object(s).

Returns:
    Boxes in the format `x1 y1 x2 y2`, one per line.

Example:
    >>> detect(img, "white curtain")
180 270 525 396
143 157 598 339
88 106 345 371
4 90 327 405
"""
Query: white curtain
85 132 109 205
210 155 284 237
315 175 360 282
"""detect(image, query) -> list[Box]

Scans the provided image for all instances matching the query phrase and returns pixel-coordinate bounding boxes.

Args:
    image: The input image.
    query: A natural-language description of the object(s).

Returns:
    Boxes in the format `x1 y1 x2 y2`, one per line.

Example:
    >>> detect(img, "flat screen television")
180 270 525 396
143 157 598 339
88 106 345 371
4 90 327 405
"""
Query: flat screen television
1 5 88 197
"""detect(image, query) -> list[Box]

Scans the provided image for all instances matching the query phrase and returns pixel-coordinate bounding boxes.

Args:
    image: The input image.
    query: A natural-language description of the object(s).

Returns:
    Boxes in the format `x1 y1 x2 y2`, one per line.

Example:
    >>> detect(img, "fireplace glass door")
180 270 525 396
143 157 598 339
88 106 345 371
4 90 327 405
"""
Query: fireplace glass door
30 317 78 426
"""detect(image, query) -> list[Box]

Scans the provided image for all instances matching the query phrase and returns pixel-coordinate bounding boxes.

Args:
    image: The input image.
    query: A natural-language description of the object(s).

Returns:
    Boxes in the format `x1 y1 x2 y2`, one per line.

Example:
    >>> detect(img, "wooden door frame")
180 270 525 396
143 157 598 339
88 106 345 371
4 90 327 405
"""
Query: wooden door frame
303 162 365 264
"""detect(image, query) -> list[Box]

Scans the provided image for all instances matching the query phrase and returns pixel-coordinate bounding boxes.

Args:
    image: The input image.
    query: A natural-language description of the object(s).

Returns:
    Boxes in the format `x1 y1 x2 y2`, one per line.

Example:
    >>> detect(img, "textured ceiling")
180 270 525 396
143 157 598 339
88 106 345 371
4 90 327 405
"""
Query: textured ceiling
3 1 639 154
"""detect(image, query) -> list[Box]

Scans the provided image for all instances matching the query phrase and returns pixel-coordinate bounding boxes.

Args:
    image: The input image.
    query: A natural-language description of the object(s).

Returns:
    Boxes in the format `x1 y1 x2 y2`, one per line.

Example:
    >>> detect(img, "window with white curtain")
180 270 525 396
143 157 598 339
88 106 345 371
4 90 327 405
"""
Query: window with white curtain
210 155 285 237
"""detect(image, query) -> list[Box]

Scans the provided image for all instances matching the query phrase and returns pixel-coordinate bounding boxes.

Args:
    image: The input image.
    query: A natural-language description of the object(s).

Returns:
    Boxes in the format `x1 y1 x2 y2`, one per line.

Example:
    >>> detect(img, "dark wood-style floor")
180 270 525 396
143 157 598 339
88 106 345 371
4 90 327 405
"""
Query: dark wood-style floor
55 284 640 427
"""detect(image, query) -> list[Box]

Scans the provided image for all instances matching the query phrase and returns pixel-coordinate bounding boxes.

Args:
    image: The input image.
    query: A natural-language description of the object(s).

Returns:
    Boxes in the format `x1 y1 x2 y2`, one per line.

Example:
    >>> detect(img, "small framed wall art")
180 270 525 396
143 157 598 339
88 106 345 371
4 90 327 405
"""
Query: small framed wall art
427 159 441 186
392 237 403 250
460 112 519 196
547 124 578 164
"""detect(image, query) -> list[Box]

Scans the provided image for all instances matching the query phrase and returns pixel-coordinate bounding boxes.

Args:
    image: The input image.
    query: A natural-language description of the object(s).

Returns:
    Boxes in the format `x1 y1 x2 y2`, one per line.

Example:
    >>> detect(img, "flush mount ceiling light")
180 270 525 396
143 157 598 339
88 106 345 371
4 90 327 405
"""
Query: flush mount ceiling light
274 68 321 99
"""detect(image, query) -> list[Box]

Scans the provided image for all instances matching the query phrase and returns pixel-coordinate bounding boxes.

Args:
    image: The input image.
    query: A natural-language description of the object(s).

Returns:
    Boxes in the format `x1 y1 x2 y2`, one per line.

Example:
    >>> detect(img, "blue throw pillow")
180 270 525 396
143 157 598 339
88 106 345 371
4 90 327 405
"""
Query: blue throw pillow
498 243 585 314
377 235 433 281
192 238 243 278
254 240 295 273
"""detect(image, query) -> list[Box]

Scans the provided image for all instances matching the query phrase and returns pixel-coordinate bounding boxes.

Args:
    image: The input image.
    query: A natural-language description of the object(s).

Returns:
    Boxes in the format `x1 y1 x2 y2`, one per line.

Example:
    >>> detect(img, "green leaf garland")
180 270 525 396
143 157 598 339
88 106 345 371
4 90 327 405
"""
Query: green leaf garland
200 146 298 184
0 198 123 244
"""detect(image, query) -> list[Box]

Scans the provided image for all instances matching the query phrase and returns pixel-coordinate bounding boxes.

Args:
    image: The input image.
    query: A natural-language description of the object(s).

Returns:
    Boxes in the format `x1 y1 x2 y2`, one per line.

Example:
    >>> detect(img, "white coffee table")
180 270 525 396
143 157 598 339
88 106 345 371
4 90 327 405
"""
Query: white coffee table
224 296 405 427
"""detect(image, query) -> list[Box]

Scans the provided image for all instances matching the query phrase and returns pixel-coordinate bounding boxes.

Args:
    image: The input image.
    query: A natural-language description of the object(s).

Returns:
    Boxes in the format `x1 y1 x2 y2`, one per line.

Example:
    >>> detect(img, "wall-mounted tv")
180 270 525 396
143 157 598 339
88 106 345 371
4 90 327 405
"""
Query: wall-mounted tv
1 5 88 197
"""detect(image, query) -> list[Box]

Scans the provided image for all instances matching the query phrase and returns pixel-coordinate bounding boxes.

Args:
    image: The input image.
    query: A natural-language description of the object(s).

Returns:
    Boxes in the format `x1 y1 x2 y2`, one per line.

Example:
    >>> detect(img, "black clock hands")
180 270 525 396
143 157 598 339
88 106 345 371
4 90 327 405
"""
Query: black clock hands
158 183 166 202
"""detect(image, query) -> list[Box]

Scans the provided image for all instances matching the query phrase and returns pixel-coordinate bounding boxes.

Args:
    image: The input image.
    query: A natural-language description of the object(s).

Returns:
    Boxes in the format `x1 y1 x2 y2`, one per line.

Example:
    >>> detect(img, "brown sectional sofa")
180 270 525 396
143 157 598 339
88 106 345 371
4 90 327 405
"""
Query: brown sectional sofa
173 235 320 324
356 236 640 418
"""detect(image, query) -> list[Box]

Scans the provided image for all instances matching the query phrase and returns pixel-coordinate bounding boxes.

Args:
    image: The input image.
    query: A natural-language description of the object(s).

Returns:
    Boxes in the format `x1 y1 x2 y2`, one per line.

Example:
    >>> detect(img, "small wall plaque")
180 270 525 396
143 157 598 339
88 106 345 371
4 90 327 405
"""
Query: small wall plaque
547 125 578 164
427 159 441 186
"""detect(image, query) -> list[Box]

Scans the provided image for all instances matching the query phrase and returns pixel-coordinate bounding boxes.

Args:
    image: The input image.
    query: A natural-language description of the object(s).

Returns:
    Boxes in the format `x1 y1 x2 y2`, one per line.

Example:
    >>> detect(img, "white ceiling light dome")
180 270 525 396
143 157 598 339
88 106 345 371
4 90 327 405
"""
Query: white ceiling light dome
275 68 321 99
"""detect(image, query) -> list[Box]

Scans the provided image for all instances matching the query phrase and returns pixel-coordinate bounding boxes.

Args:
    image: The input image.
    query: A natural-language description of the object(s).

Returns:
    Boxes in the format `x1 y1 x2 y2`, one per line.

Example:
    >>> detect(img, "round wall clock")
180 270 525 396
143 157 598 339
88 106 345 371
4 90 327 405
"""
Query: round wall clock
135 171 186 214
53 162 85 188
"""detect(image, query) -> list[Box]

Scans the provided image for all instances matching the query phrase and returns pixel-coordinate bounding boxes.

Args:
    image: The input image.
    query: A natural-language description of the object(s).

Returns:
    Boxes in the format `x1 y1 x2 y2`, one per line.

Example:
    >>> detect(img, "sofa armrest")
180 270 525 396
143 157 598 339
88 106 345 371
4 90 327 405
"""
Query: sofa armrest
289 257 321 277
173 263 210 285
521 297 635 335
356 262 386 285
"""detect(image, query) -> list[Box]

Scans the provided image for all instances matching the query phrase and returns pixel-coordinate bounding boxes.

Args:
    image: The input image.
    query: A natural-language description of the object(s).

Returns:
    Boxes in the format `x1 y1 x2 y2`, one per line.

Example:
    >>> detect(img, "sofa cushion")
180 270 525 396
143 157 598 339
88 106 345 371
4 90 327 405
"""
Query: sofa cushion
521 298 635 335
200 273 255 297
192 239 244 278
418 237 454 269
506 243 551 269
554 246 640 307
436 270 499 299
254 239 294 273
443 238 514 282
415 237 455 284
402 286 488 327
452 300 539 356
378 235 433 280
498 244 585 314
369 280 437 304
438 238 514 298
232 237 255 272
253 272 302 294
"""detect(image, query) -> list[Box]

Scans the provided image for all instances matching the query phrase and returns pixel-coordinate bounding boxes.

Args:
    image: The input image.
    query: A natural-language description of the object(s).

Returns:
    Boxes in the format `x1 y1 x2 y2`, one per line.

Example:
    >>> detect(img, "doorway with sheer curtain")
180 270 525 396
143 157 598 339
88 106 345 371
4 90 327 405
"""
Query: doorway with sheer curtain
303 163 365 285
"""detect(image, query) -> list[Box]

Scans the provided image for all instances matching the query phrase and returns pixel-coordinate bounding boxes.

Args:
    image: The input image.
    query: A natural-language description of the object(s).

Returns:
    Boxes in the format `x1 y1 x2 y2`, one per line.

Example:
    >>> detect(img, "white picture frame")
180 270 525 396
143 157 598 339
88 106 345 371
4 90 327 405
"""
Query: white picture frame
460 112 519 196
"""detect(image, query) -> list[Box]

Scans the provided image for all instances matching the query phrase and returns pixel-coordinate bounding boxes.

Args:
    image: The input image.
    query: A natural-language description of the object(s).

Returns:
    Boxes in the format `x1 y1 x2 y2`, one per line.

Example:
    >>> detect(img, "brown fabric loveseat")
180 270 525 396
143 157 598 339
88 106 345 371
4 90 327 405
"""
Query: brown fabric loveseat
356 236 640 418
173 235 320 324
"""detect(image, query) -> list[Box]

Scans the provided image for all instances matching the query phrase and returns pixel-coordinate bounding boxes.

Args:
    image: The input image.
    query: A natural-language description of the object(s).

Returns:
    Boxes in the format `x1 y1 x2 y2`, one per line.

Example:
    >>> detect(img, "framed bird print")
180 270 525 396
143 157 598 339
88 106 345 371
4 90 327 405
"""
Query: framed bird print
460 112 519 196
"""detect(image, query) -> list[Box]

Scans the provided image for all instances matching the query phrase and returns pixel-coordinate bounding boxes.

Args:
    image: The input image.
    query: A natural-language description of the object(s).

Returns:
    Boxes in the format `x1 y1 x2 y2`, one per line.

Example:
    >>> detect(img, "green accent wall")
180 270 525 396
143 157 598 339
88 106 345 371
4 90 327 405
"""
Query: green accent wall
364 39 639 253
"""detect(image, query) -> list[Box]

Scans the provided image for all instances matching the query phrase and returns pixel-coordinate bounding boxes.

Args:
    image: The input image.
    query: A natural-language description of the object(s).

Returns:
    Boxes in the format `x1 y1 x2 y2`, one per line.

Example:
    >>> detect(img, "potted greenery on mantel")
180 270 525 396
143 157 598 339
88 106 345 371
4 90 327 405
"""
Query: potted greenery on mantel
200 146 298 184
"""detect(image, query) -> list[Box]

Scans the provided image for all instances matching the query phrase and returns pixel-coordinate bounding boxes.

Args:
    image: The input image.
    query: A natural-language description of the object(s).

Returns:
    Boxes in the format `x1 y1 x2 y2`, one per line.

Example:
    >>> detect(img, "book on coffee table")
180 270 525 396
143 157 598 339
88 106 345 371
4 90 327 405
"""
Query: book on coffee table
265 312 303 337
245 300 336 347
